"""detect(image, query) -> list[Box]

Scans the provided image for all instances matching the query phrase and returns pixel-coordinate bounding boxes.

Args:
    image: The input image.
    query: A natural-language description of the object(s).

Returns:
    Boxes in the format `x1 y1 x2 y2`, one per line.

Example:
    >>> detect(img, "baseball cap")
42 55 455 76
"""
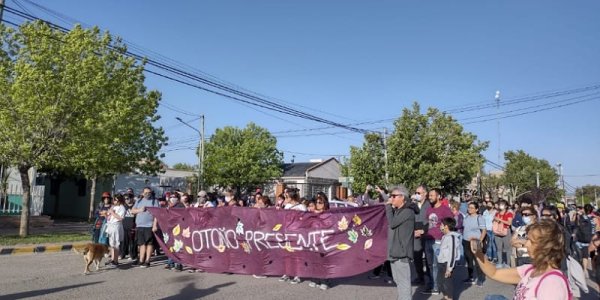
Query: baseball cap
101 192 111 198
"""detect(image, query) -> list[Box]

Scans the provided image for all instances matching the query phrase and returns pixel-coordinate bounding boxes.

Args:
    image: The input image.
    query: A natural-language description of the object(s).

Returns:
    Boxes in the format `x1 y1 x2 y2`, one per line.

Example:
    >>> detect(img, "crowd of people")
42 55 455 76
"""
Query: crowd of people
90 185 600 300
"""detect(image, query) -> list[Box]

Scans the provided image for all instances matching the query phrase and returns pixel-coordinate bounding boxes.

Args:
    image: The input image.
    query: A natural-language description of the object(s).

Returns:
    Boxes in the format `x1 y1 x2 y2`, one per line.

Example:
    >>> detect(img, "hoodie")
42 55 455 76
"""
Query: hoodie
386 202 419 261
437 231 462 271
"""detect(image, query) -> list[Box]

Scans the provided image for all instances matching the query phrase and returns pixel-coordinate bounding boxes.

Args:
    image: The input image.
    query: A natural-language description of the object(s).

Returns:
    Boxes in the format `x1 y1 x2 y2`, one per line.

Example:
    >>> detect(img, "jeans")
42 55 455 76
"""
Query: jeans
424 239 441 290
391 259 412 300
486 231 497 261
495 232 512 266
463 239 483 283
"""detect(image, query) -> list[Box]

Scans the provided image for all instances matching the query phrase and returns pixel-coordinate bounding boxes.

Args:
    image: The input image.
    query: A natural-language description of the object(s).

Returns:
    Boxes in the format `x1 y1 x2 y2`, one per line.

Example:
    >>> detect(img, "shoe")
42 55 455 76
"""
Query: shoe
421 289 440 295
104 260 113 266
308 281 317 288
463 278 475 284
411 278 425 286
140 262 150 268
384 277 394 284
476 281 483 287
289 276 301 284
253 274 267 279
318 283 329 290
279 275 290 282
368 275 381 280
175 265 183 272
131 260 140 266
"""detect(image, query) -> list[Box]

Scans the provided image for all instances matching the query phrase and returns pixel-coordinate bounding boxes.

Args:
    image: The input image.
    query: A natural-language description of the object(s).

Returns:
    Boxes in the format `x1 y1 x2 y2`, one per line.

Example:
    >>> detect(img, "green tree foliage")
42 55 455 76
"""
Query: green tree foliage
502 150 559 202
348 133 386 193
171 163 196 171
0 22 166 234
203 123 283 192
574 185 600 205
386 102 488 193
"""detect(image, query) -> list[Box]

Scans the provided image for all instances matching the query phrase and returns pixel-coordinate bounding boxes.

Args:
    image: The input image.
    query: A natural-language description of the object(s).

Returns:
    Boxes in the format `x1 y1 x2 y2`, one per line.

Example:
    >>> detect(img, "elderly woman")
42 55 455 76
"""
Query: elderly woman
472 219 571 300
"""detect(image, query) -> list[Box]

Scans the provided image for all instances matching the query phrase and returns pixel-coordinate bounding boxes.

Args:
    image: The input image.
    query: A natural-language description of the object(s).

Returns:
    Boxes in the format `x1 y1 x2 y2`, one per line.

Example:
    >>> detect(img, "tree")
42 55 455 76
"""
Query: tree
574 185 600 205
348 133 386 193
0 22 165 235
386 102 488 193
203 123 283 193
502 150 559 203
171 163 196 171
481 172 504 202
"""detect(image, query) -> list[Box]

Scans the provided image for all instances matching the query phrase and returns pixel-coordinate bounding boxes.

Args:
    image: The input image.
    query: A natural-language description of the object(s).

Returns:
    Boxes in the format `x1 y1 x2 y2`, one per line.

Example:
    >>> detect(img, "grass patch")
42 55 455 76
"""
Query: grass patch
0 232 90 246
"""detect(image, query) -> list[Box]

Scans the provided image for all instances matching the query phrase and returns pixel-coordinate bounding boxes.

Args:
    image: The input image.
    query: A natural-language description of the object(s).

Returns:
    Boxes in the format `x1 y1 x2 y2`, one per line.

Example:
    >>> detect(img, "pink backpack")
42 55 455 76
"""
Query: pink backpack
523 266 572 300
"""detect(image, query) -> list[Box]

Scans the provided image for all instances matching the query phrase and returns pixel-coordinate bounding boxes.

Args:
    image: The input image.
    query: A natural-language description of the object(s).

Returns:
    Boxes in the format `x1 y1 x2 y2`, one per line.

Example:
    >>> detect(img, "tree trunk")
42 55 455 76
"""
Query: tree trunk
18 165 31 237
88 176 97 222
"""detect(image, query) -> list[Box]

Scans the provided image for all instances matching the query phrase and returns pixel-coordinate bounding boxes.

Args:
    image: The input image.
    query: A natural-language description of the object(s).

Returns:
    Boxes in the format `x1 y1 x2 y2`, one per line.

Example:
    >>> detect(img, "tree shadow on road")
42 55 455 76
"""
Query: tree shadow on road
158 282 235 300
0 281 103 300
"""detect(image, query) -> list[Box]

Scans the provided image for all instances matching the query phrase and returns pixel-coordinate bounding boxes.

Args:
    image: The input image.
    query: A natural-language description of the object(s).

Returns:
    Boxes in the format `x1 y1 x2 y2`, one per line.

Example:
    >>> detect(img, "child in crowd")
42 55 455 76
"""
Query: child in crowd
437 217 462 300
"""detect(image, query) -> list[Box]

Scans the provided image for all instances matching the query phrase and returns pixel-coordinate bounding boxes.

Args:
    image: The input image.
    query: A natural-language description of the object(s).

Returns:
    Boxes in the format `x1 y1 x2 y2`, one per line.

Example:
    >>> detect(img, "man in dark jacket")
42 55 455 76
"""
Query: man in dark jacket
387 185 417 300
412 184 431 285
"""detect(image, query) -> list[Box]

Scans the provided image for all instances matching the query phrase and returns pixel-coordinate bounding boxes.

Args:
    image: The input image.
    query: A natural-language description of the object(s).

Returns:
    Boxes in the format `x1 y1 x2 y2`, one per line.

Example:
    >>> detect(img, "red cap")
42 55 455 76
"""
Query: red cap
101 192 111 198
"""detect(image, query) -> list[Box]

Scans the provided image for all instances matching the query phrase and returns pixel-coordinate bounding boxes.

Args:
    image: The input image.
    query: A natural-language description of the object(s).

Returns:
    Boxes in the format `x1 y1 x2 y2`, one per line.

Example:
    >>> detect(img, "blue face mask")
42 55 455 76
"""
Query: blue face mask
522 216 532 225
414 194 421 201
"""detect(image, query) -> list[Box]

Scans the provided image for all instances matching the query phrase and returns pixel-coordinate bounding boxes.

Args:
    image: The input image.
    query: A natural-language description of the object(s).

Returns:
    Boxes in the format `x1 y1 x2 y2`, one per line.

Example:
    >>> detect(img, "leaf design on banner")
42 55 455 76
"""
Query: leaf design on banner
185 246 193 254
173 239 184 252
216 244 226 253
347 229 359 244
182 227 191 238
337 216 349 231
172 224 181 236
162 232 170 244
364 239 373 250
284 242 295 252
352 214 362 226
272 224 282 231
236 221 245 235
336 243 351 251
241 242 251 254
361 226 373 237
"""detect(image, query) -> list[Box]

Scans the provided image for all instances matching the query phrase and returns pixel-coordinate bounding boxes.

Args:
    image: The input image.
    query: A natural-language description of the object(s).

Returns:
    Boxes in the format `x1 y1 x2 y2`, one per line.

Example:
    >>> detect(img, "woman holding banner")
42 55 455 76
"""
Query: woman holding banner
308 192 332 290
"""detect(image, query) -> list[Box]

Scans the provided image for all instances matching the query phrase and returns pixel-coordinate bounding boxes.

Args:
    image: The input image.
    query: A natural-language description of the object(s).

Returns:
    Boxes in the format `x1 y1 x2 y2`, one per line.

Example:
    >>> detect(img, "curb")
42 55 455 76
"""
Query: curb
0 242 89 256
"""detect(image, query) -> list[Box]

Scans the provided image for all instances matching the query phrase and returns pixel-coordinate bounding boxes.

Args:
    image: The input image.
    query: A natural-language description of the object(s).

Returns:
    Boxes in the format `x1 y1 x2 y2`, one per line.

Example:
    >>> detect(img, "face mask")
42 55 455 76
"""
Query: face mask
499 205 506 210
414 194 421 201
522 216 532 225
225 196 232 202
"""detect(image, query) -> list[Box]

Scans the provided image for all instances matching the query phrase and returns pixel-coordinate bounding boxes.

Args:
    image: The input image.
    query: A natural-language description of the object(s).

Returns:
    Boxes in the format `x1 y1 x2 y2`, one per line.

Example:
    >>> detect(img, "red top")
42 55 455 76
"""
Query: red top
495 211 514 229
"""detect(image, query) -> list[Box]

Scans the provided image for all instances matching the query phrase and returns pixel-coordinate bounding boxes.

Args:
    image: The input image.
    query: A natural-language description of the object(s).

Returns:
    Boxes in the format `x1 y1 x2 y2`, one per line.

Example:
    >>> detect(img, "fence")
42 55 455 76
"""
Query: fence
0 183 45 216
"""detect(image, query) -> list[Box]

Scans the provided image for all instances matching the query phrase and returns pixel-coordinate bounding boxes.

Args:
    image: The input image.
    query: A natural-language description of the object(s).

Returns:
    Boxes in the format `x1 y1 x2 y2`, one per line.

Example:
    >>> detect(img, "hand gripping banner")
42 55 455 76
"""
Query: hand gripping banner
148 205 388 278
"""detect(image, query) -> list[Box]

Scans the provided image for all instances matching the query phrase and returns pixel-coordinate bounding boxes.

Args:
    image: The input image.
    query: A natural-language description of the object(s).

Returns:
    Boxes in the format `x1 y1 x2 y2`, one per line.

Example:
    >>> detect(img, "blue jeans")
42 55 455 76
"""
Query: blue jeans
486 231 497 261
424 239 441 290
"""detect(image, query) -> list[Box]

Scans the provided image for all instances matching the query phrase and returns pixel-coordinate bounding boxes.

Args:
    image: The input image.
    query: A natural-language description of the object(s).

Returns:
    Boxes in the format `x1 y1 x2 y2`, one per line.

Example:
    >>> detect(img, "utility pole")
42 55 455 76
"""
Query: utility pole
199 115 205 191
0 0 5 23
536 172 540 188
557 163 566 205
495 91 501 164
382 128 389 187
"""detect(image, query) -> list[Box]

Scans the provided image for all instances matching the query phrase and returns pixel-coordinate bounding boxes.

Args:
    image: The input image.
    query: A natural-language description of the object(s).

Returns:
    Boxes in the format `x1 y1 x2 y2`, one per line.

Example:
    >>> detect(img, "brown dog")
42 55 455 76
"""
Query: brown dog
75 243 109 274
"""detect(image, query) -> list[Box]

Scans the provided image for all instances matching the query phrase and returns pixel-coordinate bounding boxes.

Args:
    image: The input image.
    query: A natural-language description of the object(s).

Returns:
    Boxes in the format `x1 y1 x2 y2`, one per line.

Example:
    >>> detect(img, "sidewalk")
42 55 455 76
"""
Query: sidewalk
0 220 91 256
0 241 89 255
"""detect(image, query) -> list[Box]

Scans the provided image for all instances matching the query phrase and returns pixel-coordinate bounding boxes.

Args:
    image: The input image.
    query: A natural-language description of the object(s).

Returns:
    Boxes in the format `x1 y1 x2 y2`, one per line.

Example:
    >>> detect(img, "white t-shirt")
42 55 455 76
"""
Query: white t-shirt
107 205 126 225
284 203 307 212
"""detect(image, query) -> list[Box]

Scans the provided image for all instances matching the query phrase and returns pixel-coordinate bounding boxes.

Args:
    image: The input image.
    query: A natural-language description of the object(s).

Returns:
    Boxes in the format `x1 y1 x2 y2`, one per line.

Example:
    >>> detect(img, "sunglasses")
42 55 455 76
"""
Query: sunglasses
541 214 553 217
522 213 534 216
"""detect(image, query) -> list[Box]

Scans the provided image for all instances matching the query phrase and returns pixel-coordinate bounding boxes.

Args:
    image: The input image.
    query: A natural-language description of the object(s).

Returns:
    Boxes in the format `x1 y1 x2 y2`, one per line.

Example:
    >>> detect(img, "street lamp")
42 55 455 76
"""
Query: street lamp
175 116 205 194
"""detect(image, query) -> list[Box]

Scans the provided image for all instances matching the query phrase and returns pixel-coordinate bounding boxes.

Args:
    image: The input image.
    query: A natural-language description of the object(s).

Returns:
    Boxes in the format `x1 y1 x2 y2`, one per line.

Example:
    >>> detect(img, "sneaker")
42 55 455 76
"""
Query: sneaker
308 281 317 288
140 262 150 268
279 275 290 282
463 278 475 284
131 260 140 266
368 275 381 280
318 283 329 290
384 277 394 284
421 289 440 295
289 276 301 284
253 274 267 279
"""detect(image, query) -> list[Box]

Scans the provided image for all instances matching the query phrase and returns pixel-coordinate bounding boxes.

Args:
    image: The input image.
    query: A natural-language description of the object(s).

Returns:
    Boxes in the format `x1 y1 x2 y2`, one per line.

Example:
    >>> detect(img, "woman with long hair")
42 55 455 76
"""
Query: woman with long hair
493 199 514 268
472 219 570 300
105 194 126 267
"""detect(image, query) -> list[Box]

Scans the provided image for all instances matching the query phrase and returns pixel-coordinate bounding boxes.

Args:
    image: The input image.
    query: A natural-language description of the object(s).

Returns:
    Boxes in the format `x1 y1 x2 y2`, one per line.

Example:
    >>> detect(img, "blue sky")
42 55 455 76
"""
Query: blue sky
5 0 600 192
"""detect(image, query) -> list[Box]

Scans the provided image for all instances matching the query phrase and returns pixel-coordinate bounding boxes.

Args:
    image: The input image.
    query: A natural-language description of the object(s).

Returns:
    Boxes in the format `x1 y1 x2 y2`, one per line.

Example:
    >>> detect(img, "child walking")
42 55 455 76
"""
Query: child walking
437 217 462 300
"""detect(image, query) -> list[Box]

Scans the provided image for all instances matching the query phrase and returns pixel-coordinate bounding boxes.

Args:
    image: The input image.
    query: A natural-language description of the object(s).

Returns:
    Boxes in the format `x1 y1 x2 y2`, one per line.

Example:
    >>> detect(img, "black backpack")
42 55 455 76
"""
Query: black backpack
576 215 593 243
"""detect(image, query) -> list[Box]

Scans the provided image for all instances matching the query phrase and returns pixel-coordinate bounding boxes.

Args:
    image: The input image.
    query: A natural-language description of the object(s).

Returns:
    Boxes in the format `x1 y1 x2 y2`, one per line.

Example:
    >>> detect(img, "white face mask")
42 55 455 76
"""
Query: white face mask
414 194 421 201
225 196 232 202
522 216 532 225
499 205 506 210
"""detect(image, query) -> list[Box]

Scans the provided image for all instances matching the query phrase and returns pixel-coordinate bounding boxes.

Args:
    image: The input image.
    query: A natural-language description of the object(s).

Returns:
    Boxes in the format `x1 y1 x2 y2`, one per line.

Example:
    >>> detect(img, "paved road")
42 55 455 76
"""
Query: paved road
0 252 598 300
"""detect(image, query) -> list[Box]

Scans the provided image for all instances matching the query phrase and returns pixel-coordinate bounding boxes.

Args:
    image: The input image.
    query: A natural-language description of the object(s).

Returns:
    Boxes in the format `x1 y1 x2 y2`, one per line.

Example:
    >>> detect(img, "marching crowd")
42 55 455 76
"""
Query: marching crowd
90 185 600 300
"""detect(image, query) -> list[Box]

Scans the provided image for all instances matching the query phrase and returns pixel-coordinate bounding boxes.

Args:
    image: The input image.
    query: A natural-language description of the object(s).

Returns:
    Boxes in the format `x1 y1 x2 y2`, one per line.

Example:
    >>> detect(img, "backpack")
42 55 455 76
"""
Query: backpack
576 215 593 243
449 233 464 267
523 266 572 300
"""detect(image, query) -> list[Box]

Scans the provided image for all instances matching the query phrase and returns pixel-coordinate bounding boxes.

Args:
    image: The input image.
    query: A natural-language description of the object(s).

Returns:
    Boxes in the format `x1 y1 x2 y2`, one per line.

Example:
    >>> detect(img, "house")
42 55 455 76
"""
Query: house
266 158 341 200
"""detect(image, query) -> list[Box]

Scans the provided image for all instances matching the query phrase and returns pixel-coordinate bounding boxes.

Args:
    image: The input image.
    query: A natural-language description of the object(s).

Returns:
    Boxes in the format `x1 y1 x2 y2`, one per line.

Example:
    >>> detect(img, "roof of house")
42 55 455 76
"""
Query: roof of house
282 158 339 178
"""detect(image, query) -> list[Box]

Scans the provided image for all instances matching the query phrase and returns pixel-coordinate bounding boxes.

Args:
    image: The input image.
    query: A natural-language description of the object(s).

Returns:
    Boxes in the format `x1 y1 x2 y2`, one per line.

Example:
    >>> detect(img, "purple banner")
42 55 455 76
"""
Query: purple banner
148 205 388 278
